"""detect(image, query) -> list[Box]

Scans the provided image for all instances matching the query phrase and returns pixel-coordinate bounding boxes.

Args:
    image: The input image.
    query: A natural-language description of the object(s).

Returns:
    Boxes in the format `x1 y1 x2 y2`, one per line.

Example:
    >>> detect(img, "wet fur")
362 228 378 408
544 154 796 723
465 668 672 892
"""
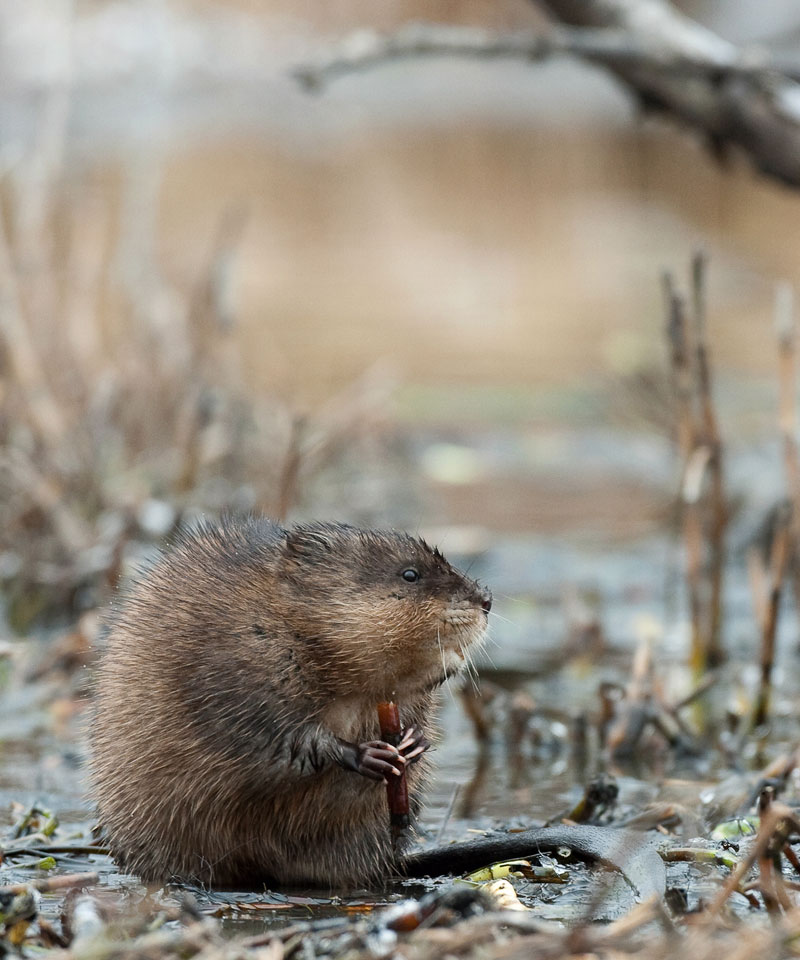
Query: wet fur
90 516 489 888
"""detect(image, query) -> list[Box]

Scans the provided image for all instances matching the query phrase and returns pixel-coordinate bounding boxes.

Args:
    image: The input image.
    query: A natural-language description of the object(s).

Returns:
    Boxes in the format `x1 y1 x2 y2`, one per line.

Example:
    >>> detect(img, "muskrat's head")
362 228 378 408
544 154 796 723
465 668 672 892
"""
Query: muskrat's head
279 522 491 698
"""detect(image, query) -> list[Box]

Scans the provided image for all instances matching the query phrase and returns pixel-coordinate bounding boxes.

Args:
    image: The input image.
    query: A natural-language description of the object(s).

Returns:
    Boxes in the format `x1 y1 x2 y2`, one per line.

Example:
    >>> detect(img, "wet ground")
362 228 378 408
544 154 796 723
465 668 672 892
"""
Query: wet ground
4 419 800 934
4 2 800 944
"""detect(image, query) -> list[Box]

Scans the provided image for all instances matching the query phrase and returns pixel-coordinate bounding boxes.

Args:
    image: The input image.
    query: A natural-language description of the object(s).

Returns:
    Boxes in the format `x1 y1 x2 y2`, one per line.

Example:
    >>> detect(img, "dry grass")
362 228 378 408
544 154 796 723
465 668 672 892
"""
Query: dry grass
0 150 395 632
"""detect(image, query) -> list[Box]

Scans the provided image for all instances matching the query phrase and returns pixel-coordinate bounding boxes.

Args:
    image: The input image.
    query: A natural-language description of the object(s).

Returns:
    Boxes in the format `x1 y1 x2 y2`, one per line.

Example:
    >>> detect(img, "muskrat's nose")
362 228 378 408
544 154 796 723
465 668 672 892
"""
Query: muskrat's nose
481 595 492 614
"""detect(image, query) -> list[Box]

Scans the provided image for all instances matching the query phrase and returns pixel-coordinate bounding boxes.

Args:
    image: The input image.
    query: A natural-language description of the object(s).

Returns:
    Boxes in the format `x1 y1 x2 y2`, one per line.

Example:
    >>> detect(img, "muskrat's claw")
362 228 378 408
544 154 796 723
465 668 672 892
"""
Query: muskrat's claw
397 726 430 764
338 739 405 782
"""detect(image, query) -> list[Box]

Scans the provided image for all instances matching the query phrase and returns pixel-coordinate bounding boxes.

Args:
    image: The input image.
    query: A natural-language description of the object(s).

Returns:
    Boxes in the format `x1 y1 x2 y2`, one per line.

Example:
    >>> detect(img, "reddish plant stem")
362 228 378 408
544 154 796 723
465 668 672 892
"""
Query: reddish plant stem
377 701 409 845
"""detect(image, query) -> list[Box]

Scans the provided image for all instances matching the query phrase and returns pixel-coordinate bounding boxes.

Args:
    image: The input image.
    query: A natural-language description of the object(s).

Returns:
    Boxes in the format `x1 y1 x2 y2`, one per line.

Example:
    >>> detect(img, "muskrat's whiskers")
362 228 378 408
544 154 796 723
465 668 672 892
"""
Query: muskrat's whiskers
468 652 482 691
478 643 497 669
435 629 444 675
459 631 481 694
487 609 513 626
435 626 447 678
436 626 459 703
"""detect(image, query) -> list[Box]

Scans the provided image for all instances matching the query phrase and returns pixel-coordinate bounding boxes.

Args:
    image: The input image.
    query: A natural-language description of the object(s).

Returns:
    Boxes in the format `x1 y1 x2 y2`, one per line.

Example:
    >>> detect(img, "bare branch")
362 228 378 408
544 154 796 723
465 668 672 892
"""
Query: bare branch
293 21 736 91
294 2 800 191
535 0 800 189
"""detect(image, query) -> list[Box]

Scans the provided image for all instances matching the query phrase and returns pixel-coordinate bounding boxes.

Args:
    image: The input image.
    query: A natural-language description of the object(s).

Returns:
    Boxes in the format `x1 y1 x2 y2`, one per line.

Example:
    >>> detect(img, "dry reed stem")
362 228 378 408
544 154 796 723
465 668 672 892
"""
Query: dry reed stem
692 252 727 666
274 416 305 522
186 204 248 345
771 855 794 912
0 49 398 627
174 382 207 495
2 449 91 554
748 547 770 634
784 843 800 877
776 285 799 502
0 212 67 451
11 16 71 325
64 184 109 387
172 209 248 493
682 445 710 678
704 803 800 917
665 273 705 676
593 896 660 940
0 871 98 896
607 625 655 757
664 262 729 683
751 503 792 729
775 283 800 631
670 671 718 712
663 273 695 461
721 927 782 960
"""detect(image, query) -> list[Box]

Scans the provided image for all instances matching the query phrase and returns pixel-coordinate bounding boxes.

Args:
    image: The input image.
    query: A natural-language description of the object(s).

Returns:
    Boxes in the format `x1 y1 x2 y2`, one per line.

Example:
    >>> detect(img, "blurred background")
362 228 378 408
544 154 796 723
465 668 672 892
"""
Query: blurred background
3 1 800 582
5 0 800 872
3 2 800 527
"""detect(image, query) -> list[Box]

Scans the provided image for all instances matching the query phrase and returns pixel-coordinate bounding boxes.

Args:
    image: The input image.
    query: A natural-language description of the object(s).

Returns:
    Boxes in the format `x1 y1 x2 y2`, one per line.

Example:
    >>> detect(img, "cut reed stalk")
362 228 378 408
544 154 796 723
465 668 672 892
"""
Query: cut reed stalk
664 259 728 684
747 286 800 731
665 275 702 675
692 251 727 667
775 283 800 633
663 273 695 462
750 502 792 730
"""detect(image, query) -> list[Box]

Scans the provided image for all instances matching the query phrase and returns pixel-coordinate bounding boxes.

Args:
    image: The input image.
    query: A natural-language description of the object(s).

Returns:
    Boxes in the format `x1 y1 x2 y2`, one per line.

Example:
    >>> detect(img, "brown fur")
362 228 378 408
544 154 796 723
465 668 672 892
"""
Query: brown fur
90 516 489 888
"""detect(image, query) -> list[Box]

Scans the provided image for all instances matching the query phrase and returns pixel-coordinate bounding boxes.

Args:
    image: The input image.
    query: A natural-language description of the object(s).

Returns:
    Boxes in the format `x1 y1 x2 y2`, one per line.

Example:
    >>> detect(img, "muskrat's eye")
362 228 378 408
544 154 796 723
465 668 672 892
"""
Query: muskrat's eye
401 568 419 583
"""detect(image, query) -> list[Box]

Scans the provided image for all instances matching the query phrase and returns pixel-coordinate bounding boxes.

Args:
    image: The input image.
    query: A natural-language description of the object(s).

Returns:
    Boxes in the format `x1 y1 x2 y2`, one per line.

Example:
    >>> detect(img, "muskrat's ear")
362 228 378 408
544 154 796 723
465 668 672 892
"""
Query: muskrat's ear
283 527 334 562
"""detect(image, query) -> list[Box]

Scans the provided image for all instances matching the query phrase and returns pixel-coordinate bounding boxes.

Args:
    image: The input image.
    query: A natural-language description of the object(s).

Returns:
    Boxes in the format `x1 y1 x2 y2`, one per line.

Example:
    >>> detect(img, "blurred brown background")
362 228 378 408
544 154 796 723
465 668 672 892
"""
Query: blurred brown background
2 0 800 618
5 0 800 840
7 0 800 403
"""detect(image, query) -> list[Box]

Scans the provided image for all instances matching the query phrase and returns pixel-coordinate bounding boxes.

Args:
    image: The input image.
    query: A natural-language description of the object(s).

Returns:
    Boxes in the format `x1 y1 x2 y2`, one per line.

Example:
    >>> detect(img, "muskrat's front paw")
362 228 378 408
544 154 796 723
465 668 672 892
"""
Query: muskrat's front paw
338 739 405 781
398 726 430 764
358 741 407 781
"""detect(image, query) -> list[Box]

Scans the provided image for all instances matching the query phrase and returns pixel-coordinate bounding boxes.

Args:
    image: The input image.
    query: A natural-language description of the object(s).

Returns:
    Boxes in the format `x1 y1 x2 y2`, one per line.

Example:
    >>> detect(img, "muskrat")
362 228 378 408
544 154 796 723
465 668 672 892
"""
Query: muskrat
90 516 491 888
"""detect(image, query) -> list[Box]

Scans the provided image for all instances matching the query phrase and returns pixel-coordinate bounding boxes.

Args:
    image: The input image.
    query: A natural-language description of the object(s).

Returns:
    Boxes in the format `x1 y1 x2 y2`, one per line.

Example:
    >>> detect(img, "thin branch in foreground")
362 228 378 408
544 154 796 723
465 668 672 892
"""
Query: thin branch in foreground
704 803 800 917
0 871 99 896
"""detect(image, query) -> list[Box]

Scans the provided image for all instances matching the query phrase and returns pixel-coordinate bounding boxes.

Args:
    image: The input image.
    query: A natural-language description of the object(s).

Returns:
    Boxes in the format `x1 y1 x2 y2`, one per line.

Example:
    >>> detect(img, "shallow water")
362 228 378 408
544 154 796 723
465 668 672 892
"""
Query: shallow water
3 508 800 931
